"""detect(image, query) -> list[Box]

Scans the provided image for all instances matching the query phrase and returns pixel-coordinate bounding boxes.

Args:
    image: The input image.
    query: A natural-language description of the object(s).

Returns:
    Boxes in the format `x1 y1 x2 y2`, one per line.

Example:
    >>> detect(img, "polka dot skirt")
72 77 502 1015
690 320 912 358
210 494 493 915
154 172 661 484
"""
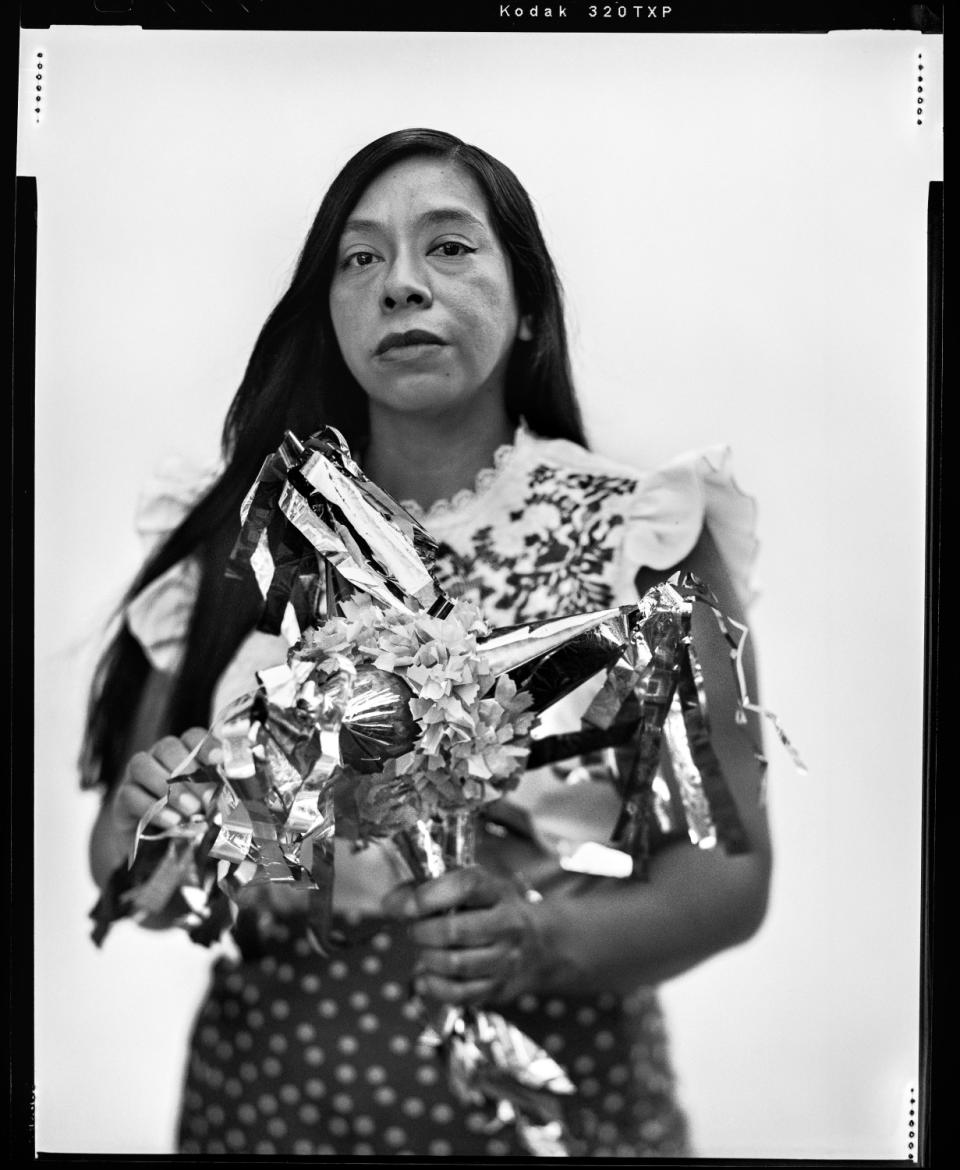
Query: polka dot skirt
177 918 689 1157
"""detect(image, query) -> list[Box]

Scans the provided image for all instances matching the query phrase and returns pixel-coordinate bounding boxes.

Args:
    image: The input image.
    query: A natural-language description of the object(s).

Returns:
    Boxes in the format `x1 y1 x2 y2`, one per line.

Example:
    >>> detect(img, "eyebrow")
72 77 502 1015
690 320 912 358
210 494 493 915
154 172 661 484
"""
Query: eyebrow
340 207 488 237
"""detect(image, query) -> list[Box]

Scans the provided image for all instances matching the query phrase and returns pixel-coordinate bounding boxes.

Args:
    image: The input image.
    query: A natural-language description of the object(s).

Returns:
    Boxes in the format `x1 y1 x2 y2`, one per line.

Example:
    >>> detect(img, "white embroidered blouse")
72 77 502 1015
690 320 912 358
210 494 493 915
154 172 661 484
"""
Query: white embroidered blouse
126 424 758 915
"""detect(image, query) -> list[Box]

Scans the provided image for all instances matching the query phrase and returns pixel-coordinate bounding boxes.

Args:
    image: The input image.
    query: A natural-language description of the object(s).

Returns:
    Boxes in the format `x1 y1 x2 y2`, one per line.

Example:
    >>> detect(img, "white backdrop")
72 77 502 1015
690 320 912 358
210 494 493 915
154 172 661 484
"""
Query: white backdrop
20 26 940 1159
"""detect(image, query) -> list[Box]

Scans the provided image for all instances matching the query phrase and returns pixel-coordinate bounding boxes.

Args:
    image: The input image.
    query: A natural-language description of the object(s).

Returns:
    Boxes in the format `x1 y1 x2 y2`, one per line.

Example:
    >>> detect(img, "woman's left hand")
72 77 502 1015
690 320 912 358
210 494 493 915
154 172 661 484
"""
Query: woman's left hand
382 866 546 1006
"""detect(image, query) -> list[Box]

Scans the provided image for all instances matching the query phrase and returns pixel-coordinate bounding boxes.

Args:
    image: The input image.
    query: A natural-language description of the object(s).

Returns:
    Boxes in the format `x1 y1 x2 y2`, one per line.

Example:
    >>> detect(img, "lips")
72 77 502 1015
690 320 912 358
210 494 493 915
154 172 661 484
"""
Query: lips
375 329 446 355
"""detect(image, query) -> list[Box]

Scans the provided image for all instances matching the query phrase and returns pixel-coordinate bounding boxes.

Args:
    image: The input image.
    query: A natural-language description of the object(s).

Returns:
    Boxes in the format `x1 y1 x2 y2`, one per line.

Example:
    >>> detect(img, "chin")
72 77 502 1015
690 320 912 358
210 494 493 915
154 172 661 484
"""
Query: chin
369 383 480 417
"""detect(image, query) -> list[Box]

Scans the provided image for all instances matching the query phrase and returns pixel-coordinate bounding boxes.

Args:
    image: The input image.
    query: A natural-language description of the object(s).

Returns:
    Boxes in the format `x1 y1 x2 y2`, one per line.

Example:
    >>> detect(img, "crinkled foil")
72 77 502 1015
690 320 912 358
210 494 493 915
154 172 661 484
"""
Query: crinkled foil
675 640 748 854
229 427 454 627
95 657 353 950
662 695 716 847
96 434 801 1004
338 664 418 774
393 811 575 1157
679 572 807 781
94 571 794 939
90 430 807 1159
513 573 801 871
480 607 627 686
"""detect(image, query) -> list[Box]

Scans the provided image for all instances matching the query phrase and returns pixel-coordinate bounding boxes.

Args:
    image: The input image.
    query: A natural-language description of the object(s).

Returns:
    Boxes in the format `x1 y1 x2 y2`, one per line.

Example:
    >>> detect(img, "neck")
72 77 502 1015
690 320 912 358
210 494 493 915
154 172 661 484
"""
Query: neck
363 398 515 510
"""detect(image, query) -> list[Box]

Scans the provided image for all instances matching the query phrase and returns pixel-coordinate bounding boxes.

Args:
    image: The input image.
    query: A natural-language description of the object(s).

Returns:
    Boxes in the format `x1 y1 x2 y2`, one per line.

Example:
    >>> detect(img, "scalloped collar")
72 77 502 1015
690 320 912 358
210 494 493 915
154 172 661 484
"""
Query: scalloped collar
399 419 532 525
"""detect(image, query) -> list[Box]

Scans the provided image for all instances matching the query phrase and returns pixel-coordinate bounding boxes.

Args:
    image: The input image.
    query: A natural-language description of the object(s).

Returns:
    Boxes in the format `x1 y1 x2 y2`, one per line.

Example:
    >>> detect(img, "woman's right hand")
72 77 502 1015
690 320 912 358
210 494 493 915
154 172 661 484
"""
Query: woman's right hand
107 727 220 853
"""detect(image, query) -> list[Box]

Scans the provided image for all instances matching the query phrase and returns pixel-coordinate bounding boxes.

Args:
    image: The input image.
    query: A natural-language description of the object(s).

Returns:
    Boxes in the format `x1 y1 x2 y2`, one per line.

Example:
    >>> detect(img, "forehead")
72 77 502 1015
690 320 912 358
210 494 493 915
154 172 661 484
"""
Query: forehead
344 156 494 230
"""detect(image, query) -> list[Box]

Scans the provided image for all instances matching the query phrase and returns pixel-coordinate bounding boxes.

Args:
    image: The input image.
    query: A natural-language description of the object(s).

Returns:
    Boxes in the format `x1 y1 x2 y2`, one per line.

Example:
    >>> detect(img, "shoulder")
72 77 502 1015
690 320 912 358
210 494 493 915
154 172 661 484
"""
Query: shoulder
125 453 223 673
521 432 759 609
134 453 222 552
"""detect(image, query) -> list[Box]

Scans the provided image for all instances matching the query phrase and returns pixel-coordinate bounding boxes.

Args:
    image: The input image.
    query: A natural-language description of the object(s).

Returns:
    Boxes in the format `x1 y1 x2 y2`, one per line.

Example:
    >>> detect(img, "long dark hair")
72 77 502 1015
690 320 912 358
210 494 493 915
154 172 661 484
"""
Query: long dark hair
80 128 587 794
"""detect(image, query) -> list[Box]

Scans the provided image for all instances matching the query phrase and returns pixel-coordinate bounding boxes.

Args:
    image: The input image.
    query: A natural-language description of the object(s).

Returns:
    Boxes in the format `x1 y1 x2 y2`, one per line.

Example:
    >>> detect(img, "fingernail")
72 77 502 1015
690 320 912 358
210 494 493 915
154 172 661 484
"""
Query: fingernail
158 808 181 828
209 748 224 765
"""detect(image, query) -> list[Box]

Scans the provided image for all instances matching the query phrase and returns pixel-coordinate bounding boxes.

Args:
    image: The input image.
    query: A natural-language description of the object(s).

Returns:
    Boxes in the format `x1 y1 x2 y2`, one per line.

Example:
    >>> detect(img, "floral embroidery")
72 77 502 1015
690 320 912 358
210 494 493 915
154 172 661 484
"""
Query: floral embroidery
430 463 639 624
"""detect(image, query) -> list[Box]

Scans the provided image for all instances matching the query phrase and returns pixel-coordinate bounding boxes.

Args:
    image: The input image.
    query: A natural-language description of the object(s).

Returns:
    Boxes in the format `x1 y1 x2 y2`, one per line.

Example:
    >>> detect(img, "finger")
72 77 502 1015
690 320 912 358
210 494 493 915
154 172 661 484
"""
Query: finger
406 868 505 919
126 751 175 799
181 727 208 751
127 750 201 818
126 748 203 823
115 781 181 831
151 735 200 774
413 972 499 1005
381 881 418 920
416 943 515 983
166 779 206 819
183 727 223 769
410 906 513 950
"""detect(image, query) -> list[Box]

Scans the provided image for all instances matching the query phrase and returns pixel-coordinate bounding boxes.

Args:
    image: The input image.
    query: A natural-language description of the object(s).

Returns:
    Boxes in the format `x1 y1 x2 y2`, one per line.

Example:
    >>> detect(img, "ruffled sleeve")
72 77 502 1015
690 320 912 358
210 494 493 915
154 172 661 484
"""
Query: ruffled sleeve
124 455 221 674
618 445 759 608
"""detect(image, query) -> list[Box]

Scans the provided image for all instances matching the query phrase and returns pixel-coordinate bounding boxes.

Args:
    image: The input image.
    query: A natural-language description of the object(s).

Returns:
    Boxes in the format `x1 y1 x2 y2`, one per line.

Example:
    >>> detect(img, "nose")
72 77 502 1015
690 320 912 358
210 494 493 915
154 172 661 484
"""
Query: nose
381 250 432 311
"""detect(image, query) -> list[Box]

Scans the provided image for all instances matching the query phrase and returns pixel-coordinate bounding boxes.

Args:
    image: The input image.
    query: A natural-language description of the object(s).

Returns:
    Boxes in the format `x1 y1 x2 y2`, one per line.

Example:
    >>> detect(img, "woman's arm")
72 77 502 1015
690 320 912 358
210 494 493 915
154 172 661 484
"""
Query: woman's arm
384 525 772 1001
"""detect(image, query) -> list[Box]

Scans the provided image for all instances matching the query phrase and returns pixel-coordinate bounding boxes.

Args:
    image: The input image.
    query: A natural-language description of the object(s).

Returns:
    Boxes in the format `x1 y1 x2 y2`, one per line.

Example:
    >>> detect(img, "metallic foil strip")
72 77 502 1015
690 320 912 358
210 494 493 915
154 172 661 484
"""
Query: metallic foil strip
231 423 450 634
260 529 307 637
443 1010 573 1152
123 837 197 918
632 612 685 704
278 483 414 616
298 795 337 950
675 572 806 775
238 454 273 525
393 810 478 880
582 659 640 730
258 708 321 781
216 775 241 817
480 607 626 682
261 735 308 817
219 714 257 784
676 649 749 855
256 661 299 708
291 427 439 557
395 818 448 881
607 599 689 867
249 529 275 599
474 1010 574 1094
228 453 286 584
298 427 446 586
609 714 663 868
284 784 325 839
517 1118 571 1157
394 812 574 1157
210 822 252 865
294 444 448 610
439 808 476 869
526 719 638 770
662 695 717 848
650 768 681 837
637 578 688 620
311 735 342 784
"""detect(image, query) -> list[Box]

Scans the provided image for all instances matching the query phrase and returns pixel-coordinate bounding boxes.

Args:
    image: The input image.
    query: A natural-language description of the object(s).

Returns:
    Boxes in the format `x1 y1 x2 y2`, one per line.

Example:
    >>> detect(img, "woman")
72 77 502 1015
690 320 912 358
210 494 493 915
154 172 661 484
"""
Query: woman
83 128 770 1157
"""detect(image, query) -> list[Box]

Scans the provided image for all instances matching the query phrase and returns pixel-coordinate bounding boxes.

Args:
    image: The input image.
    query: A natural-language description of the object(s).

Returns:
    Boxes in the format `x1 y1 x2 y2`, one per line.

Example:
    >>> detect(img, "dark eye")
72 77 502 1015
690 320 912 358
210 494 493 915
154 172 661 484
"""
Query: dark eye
345 251 378 269
431 241 476 258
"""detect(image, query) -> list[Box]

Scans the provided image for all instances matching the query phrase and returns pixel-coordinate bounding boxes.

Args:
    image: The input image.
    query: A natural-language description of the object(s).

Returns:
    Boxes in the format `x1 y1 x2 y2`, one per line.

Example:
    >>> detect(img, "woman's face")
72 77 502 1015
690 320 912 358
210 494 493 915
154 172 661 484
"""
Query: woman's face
328 156 530 420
